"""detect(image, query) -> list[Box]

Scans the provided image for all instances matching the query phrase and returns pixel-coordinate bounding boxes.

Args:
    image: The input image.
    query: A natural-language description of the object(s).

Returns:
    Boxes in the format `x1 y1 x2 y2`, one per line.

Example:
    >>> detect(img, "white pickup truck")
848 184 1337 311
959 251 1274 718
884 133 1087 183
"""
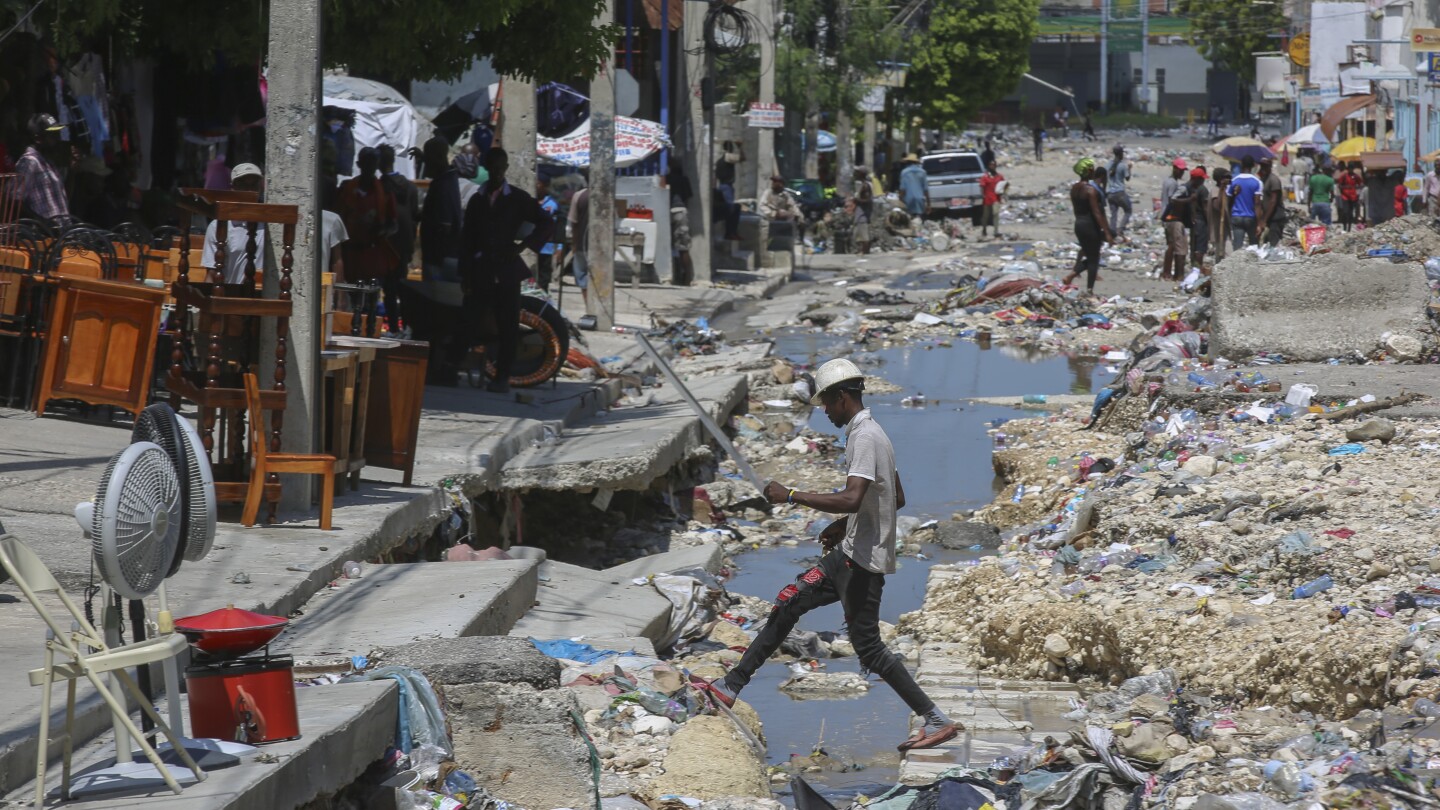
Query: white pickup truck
922 151 986 222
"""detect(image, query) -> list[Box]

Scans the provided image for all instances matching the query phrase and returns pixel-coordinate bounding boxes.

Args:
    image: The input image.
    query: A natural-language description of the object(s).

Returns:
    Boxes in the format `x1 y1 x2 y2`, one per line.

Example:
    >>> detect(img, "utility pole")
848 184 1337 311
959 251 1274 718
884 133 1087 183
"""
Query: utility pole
684 1 714 283
589 0 617 329
1140 0 1149 113
500 78 537 194
263 0 321 509
755 0 778 267
1099 0 1108 114
864 108 877 172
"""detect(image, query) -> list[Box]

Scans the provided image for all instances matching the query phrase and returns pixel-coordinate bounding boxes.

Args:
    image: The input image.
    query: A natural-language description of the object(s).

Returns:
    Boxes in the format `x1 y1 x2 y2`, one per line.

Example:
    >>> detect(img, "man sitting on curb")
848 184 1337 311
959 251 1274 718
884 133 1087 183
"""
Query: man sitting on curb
695 359 961 752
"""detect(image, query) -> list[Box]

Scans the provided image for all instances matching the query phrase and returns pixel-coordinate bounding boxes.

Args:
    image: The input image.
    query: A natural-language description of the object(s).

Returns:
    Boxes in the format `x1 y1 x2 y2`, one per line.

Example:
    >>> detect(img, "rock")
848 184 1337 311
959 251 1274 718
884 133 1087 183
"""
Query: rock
1386 333 1424 360
633 715 675 735
447 683 592 810
1346 419 1396 445
1366 562 1393 581
1181 456 1218 477
708 620 752 650
779 671 870 695
1430 557 1440 574
1227 519 1252 536
1353 547 1375 562
936 520 1002 550
375 636 560 689
649 715 771 799
1042 633 1072 663
829 639 856 657
772 358 796 385
1116 722 1172 763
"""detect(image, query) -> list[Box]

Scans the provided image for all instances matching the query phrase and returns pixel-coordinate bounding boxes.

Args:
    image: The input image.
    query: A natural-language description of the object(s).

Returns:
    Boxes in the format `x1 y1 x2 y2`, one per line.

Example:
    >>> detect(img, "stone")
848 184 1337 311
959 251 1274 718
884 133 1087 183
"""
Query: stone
935 520 1002 550
1386 333 1424 360
1353 547 1375 562
375 636 560 689
1181 456 1218 477
779 671 870 694
446 683 592 810
649 715 770 799
772 358 795 385
1042 633 1072 663
1227 519 1252 536
1116 722 1172 763
1366 562 1393 581
708 619 752 650
1346 419 1396 445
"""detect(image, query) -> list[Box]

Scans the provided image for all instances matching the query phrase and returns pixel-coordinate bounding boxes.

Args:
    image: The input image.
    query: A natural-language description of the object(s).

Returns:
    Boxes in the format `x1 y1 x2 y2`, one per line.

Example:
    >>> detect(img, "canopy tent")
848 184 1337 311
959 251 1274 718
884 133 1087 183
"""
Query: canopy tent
322 74 435 179
536 116 671 168
1319 94 1375 142
1274 123 1328 155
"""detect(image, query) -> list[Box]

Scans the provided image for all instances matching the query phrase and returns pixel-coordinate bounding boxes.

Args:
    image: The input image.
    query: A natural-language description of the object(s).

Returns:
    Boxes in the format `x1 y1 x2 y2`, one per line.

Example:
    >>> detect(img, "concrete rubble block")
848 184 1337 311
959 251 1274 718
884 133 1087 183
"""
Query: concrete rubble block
373 636 561 690
446 682 595 810
1210 253 1433 362
648 715 771 799
935 520 1002 550
605 543 725 578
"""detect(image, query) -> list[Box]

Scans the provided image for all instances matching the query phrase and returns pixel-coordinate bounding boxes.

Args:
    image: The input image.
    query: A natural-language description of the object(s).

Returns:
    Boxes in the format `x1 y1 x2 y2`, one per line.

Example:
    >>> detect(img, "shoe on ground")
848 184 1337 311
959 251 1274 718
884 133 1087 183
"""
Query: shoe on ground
486 380 511 394
898 722 961 752
690 675 736 709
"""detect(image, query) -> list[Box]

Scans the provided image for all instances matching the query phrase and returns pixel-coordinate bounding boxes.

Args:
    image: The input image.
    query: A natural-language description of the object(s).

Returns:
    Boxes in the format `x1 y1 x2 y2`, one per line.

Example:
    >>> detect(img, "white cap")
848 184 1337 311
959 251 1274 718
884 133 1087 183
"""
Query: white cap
231 163 263 182
810 358 864 405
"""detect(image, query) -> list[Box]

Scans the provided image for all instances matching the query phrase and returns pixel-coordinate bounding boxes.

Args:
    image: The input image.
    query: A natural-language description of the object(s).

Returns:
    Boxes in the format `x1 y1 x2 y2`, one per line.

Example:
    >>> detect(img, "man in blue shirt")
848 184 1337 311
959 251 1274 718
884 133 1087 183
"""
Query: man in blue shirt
1226 155 1264 251
899 154 929 217
535 176 560 291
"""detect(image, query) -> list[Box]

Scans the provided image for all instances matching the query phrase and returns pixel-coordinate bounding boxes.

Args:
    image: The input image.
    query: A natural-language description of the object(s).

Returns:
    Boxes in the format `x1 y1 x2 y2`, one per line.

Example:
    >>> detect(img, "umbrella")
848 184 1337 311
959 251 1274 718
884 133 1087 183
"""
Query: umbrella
1422 147 1440 163
1274 124 1327 155
431 83 501 143
1211 136 1276 163
1330 136 1376 160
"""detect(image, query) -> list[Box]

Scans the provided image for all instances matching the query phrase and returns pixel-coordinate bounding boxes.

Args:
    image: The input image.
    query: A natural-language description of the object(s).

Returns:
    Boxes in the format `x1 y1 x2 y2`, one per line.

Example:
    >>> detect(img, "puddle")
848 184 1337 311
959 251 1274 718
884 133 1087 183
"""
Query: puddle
723 329 1103 801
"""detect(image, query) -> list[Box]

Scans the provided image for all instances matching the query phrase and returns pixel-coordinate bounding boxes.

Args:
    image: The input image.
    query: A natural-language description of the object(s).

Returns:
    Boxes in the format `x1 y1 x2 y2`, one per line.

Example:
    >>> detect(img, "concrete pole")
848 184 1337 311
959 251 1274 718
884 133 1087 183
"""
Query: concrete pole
500 78 537 194
864 110 877 169
1140 0 1149 113
755 0 777 185
264 0 322 509
684 3 713 283
1099 0 1108 114
588 0 617 329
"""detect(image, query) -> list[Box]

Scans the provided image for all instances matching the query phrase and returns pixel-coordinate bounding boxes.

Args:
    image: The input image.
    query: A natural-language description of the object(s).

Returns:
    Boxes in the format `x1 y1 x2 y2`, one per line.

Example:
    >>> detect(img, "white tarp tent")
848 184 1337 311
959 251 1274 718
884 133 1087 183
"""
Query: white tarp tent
322 73 435 179
537 116 670 168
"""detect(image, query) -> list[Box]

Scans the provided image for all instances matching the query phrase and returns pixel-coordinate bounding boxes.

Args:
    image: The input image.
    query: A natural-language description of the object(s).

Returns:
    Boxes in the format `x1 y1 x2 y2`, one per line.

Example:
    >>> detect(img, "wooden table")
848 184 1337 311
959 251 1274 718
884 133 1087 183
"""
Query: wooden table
326 336 397 491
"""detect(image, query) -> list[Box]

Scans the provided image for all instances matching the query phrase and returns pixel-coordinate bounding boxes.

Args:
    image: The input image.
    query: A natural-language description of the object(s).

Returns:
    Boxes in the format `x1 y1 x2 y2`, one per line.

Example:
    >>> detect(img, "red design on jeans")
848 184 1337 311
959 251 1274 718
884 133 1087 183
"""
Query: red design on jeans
800 566 824 585
777 584 799 603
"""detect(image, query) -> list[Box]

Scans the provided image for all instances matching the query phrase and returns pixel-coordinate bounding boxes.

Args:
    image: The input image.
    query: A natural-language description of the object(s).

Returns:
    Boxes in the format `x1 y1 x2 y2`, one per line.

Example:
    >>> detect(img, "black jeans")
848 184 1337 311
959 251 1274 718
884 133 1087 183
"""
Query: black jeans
1074 215 1103 292
723 549 935 717
466 272 522 382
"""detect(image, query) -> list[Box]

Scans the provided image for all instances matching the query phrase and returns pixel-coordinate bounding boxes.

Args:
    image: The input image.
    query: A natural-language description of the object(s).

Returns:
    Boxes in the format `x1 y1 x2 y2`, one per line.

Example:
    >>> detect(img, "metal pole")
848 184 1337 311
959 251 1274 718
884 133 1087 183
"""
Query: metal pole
660 0 670 177
1099 0 1108 114
1140 0 1149 113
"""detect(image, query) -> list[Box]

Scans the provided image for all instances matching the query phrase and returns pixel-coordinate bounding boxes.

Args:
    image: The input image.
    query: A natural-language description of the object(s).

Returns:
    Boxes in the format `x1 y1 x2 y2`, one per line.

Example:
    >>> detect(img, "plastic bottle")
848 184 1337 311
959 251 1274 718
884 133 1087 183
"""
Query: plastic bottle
1011 484 1025 503
343 561 363 579
1059 580 1088 597
1023 394 1048 404
994 432 1008 450
1292 575 1334 599
1187 372 1217 390
1263 760 1303 798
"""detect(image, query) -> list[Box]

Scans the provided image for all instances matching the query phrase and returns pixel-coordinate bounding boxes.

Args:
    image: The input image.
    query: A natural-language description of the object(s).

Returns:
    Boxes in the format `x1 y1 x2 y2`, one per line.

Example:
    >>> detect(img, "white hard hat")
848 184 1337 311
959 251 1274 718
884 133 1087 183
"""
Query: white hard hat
810 358 864 404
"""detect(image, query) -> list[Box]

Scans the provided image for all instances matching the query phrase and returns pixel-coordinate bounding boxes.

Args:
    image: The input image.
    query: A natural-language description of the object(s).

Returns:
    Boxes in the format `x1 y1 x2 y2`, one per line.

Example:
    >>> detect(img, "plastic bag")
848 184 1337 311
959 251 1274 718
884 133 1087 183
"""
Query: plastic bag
1193 792 1287 810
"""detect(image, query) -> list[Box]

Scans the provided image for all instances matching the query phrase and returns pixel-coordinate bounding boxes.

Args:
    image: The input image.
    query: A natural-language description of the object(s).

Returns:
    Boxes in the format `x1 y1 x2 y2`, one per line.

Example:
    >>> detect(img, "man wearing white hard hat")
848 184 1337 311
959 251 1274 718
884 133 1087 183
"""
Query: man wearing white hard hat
695 358 960 752
201 163 266 284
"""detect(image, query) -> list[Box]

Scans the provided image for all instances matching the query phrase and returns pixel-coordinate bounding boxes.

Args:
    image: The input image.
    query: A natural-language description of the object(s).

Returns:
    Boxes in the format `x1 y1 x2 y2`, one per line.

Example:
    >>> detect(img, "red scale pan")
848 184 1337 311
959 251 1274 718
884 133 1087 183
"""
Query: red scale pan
174 605 288 659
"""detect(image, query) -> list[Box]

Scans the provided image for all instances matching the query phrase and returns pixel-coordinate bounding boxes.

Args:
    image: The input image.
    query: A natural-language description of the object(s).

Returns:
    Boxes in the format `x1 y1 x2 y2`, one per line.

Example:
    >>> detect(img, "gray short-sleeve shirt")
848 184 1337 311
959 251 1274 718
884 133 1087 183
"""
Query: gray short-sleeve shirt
842 409 898 574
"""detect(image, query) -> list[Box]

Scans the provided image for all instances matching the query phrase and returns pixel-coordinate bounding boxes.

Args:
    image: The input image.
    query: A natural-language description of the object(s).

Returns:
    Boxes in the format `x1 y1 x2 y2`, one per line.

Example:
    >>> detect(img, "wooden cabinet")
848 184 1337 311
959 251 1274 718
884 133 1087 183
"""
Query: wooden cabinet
362 339 429 485
36 277 165 418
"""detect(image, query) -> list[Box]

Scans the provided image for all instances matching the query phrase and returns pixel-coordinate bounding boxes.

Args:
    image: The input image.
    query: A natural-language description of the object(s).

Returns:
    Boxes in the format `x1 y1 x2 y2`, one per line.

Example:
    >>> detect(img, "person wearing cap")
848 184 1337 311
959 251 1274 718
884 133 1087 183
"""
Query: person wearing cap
759 173 798 222
1257 159 1286 246
201 163 267 285
1159 159 1189 280
899 153 929 217
978 160 1005 240
1105 145 1132 238
15 113 70 222
1186 167 1210 272
695 358 961 753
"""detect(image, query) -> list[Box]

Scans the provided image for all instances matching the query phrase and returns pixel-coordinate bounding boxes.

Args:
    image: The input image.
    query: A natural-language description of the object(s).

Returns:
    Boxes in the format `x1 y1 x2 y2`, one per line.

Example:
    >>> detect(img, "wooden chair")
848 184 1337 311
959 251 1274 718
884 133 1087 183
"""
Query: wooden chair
241 373 336 529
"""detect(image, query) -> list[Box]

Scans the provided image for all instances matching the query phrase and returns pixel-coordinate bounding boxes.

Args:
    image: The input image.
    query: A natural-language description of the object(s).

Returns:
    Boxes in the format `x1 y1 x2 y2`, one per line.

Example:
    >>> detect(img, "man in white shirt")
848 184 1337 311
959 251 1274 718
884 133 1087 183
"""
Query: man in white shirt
201 163 266 284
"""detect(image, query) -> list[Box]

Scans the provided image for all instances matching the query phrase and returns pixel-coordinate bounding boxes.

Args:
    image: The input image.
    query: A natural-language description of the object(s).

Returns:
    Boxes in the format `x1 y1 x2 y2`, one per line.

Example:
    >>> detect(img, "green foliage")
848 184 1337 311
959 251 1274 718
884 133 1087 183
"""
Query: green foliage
907 0 1040 130
1176 0 1287 83
6 0 618 83
773 0 902 117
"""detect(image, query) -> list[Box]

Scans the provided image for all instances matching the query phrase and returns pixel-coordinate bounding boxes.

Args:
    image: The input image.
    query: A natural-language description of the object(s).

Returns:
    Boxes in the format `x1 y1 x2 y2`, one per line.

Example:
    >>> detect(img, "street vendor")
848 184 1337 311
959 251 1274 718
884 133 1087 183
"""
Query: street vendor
695 358 960 753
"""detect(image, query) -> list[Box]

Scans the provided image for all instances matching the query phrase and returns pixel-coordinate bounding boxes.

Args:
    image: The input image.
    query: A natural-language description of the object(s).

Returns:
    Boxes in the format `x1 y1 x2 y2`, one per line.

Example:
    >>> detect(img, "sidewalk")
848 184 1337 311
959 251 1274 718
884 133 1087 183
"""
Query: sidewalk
0 271 784 800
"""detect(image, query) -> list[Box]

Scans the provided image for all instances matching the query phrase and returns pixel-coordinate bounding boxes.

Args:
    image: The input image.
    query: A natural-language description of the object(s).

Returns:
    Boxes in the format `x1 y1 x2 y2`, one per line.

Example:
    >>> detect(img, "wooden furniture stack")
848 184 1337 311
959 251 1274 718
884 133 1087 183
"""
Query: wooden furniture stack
165 191 299 524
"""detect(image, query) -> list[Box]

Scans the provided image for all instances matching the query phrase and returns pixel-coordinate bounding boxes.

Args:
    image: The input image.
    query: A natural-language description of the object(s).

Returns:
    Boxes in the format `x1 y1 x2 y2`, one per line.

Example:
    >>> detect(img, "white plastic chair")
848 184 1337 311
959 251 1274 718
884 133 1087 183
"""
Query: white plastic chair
0 534 205 805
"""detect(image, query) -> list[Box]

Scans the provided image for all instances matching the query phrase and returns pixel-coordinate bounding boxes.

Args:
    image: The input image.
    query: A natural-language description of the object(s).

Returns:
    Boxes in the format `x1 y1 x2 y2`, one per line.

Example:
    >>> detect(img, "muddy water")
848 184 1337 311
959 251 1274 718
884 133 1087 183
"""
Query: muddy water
723 326 1108 803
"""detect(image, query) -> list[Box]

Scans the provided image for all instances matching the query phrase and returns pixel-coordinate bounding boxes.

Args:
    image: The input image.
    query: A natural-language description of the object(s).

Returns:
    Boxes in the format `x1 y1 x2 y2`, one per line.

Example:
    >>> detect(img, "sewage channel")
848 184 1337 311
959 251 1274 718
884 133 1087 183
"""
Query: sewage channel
720 322 1110 803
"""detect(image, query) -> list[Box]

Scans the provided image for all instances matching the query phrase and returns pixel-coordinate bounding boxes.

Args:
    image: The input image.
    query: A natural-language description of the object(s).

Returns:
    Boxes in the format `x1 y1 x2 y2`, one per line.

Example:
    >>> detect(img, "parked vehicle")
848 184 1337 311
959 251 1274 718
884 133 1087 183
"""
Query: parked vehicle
921 151 986 222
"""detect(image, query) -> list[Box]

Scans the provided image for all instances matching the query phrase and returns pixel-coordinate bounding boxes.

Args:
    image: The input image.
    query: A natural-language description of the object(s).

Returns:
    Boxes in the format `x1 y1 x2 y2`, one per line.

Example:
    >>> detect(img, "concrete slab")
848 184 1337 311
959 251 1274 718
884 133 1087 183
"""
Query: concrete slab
604 543 725 579
375 636 561 689
6 680 396 809
510 561 674 645
500 374 749 492
277 559 539 659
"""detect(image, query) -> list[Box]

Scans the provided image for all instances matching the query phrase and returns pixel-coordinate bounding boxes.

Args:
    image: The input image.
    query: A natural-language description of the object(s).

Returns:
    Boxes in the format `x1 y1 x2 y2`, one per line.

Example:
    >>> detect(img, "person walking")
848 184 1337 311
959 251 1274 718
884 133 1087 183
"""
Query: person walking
1257 159 1286 246
1062 158 1114 294
695 358 961 753
1426 162 1440 219
1159 159 1189 280
1226 156 1264 249
978 160 1004 240
535 176 560 291
1336 162 1362 232
854 167 874 254
1032 119 1045 162
1082 110 1097 141
1308 164 1335 227
461 147 555 394
1187 168 1210 275
377 145 420 333
1105 145 1132 238
899 154 929 219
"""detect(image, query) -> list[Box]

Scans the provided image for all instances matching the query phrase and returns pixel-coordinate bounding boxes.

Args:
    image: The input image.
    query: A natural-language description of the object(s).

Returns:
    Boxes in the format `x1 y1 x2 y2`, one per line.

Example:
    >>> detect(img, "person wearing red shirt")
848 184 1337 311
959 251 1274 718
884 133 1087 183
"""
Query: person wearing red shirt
1395 181 1410 218
978 161 1004 240
1335 162 1362 232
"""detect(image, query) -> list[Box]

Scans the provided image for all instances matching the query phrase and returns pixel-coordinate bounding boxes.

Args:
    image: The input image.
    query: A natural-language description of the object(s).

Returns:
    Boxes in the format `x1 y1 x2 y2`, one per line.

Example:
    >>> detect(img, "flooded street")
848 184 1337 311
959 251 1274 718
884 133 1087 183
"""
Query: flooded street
719 316 1114 802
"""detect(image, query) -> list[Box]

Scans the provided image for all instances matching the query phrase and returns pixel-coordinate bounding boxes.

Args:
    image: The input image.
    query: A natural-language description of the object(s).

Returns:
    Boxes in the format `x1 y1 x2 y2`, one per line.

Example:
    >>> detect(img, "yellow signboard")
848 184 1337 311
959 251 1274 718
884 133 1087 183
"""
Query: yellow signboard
1289 33 1310 67
1413 28 1440 51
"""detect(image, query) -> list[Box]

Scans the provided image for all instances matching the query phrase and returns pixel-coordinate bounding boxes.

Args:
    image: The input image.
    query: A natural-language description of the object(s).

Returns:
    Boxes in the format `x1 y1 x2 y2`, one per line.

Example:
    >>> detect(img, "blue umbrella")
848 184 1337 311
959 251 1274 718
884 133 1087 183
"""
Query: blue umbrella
1210 136 1276 163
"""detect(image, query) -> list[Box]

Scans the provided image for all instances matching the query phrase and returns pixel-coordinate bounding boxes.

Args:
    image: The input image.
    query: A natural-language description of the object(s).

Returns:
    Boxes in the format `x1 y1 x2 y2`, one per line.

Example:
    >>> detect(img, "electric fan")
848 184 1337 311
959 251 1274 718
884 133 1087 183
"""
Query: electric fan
131 403 216 566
